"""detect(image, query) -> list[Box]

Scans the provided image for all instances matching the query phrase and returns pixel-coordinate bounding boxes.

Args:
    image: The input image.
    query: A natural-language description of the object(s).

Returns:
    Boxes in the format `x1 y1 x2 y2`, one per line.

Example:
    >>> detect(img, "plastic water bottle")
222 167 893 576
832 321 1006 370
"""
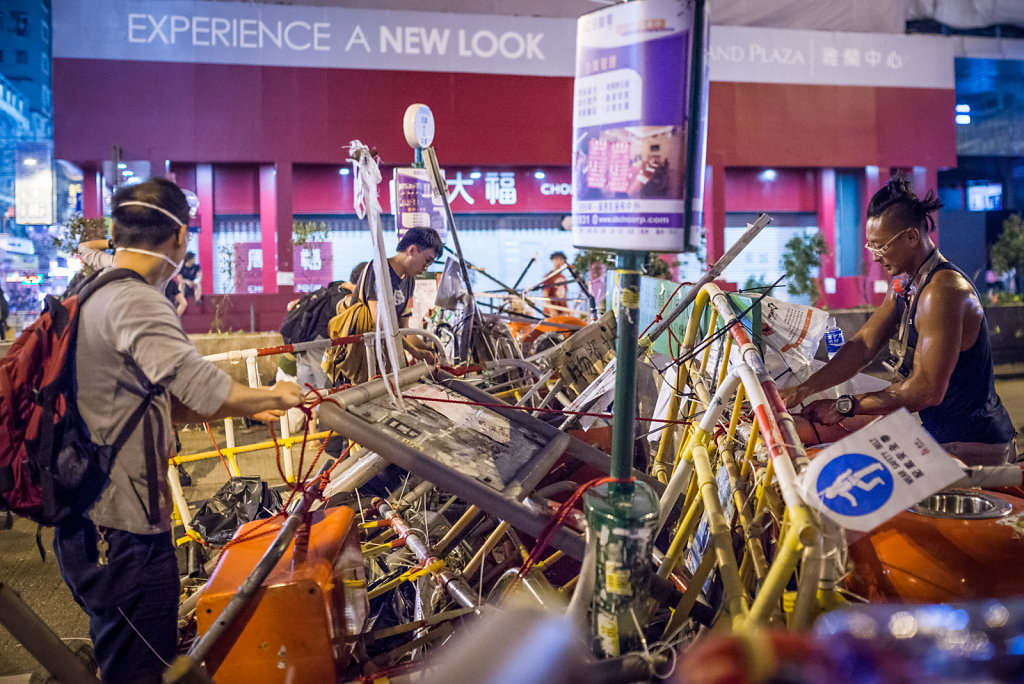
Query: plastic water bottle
824 317 845 360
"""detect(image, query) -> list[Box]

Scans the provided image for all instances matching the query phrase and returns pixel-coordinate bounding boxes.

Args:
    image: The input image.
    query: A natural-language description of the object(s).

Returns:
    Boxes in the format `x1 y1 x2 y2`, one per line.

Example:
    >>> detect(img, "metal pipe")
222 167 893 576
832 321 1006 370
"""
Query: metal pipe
375 499 479 609
317 400 585 560
327 363 432 411
610 251 644 488
0 583 101 684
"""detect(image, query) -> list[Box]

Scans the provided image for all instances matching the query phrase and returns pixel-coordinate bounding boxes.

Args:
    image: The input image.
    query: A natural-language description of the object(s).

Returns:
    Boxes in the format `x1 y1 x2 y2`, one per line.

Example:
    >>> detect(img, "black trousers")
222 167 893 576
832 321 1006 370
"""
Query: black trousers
54 517 178 683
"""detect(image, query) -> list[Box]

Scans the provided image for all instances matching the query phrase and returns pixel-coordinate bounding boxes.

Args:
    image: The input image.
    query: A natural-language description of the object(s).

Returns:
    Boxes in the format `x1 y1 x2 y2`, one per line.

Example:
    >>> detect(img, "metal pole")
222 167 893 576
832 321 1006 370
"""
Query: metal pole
610 251 644 489
0 583 100 684
374 499 479 609
583 252 661 658
682 0 708 243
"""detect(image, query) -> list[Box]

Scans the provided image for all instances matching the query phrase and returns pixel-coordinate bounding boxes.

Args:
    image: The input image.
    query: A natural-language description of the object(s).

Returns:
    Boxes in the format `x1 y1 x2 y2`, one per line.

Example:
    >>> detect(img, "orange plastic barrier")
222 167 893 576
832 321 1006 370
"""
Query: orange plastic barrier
197 507 368 682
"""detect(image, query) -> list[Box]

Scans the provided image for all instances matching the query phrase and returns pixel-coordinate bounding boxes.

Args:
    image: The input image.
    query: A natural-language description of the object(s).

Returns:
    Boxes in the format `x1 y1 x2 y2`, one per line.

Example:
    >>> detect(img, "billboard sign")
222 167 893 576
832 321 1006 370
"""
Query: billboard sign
15 142 55 226
53 0 576 77
571 0 706 252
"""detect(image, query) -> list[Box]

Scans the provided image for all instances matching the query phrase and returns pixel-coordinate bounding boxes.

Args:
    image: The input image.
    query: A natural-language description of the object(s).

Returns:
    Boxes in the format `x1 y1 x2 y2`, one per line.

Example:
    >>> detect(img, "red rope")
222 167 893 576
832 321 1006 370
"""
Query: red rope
516 475 634 580
402 394 692 426
203 422 234 476
639 280 693 338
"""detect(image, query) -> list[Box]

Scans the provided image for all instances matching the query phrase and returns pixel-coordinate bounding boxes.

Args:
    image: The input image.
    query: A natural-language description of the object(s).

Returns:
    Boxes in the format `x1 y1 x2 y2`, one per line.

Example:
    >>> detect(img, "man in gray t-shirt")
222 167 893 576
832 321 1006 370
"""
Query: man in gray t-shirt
54 178 304 683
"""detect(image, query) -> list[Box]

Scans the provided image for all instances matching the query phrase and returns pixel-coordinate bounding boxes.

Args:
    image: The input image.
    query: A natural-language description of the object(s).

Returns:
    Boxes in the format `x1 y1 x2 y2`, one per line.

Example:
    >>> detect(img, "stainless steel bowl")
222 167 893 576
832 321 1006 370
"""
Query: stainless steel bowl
910 489 1013 520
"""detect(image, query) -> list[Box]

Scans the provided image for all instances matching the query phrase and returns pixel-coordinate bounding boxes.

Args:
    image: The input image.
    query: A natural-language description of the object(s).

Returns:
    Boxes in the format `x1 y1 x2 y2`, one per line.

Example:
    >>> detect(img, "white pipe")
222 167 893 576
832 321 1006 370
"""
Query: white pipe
167 463 193 530
201 329 450 371
952 465 1024 489
322 451 388 499
223 416 236 450
245 355 260 388
515 369 555 407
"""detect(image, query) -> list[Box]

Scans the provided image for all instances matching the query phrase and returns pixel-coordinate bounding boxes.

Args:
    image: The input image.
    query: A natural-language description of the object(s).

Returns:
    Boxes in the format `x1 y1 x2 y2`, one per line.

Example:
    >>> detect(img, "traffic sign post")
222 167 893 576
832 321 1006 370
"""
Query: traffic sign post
572 0 710 657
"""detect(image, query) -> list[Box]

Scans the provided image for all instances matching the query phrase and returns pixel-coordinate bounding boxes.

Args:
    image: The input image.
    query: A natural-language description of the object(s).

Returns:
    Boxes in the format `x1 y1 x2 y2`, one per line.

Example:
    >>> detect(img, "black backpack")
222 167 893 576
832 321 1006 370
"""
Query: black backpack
280 281 351 344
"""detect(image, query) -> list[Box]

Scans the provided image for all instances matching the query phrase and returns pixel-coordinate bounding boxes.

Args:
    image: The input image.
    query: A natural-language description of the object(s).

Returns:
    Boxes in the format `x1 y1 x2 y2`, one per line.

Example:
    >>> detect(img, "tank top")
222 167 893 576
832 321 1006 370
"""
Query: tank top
894 260 1015 445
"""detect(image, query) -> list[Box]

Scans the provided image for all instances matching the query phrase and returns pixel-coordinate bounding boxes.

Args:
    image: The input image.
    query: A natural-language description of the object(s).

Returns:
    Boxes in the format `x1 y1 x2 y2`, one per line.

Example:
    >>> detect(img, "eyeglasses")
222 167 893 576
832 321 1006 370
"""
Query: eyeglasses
865 227 913 258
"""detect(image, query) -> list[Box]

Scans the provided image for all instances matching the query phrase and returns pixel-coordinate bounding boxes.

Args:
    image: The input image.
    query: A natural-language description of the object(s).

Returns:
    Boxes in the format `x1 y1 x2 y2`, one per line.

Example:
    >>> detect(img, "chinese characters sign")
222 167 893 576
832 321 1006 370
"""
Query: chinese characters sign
379 167 572 214
234 242 264 294
707 26 953 89
571 0 705 252
798 409 964 532
292 242 334 293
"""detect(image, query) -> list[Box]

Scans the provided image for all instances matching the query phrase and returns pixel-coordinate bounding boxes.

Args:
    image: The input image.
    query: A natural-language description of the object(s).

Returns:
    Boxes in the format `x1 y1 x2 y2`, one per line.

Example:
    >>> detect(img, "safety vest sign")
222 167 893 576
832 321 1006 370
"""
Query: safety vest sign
797 409 964 532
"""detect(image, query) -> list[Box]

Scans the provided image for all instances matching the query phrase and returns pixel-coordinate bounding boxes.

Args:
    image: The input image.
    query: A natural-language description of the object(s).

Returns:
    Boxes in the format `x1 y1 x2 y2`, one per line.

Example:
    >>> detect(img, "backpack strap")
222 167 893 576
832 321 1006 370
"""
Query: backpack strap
77 268 148 304
352 261 372 307
109 349 166 527
78 268 164 525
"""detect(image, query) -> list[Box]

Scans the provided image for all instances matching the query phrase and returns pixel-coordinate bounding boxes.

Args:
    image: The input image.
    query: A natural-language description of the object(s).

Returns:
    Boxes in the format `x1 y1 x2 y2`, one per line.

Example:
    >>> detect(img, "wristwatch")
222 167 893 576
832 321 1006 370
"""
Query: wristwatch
835 394 857 418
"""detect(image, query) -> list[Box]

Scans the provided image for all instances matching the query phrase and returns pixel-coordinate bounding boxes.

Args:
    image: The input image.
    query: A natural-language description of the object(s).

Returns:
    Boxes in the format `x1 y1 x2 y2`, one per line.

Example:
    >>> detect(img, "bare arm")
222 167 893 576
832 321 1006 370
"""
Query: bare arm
801 271 973 425
172 381 304 425
780 293 900 407
400 314 437 363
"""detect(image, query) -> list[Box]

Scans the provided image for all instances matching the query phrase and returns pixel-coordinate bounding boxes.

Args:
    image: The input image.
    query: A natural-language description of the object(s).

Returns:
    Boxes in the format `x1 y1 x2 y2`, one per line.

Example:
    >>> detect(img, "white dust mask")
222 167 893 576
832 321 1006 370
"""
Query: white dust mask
116 247 185 288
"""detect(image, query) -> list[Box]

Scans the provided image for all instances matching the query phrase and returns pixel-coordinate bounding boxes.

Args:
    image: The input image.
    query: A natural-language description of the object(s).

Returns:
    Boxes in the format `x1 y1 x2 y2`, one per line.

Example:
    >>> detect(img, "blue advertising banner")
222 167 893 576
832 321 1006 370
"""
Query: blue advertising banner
571 0 706 253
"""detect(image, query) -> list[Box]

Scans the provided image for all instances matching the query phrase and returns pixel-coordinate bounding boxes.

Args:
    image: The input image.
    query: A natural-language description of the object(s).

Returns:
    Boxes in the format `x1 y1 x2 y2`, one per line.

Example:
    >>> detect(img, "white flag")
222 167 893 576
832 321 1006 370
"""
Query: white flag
797 409 964 532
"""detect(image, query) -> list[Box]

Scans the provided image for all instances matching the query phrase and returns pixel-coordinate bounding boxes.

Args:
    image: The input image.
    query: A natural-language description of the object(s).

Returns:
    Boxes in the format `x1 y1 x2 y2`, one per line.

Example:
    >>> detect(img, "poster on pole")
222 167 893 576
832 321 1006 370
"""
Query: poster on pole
797 410 964 533
391 167 448 241
571 0 708 253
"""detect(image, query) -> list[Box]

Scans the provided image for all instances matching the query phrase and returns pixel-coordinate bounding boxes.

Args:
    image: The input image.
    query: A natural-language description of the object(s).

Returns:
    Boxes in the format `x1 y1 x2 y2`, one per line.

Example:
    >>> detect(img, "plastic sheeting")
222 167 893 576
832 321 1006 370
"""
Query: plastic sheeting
907 0 1024 29
190 477 283 546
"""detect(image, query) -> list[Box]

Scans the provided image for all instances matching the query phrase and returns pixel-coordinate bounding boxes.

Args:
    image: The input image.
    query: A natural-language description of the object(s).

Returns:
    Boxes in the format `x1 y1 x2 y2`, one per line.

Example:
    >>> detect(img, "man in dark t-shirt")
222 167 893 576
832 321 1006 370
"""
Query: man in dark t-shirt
179 251 202 303
164 276 187 315
356 227 443 364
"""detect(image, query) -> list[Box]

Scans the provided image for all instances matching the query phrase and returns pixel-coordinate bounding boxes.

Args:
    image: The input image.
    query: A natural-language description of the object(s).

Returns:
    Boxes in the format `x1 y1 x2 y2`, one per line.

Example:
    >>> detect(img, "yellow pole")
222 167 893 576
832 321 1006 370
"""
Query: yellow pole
691 444 749 624
169 431 333 466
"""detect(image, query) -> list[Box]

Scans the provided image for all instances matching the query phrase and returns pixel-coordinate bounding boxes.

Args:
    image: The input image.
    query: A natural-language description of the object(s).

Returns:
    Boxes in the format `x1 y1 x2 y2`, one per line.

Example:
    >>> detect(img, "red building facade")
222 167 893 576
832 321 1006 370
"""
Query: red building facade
52 2 956 326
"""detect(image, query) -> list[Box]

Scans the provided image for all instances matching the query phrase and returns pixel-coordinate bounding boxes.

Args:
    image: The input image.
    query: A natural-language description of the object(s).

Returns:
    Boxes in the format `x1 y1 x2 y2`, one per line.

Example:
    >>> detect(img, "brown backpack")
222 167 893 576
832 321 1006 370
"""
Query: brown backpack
323 266 374 385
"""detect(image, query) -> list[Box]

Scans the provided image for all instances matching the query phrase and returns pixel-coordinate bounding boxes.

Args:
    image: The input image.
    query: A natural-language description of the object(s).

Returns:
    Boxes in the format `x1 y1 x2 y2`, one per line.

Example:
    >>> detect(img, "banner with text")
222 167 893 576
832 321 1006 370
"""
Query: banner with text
378 166 572 215
390 167 448 240
53 0 955 88
571 0 704 252
52 0 576 77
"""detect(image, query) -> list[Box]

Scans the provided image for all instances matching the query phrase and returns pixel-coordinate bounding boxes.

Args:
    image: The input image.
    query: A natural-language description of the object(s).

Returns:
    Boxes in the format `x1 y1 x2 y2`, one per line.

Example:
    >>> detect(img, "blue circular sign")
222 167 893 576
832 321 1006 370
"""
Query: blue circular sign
815 453 894 517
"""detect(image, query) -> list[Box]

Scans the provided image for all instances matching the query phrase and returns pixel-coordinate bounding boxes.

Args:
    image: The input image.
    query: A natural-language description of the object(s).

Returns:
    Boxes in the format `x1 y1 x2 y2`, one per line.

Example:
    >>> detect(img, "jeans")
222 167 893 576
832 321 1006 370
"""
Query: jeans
295 349 330 391
54 517 178 683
